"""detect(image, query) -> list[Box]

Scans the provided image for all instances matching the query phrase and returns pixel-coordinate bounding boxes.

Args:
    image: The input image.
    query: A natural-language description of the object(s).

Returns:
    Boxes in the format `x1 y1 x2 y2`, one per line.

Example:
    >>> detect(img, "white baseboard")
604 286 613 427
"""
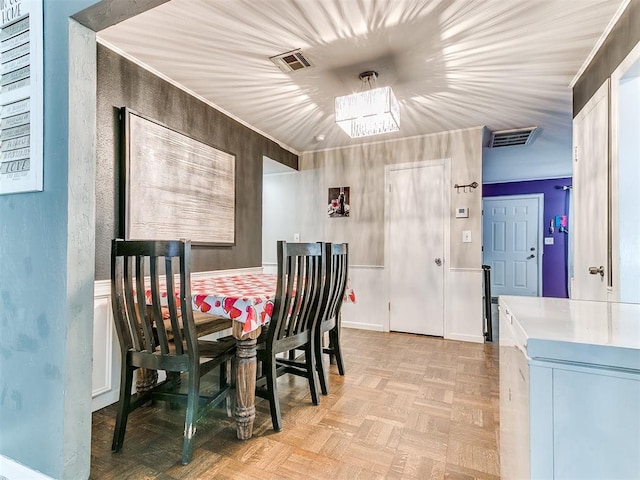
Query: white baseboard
342 321 384 332
0 455 54 480
92 389 120 412
446 332 485 343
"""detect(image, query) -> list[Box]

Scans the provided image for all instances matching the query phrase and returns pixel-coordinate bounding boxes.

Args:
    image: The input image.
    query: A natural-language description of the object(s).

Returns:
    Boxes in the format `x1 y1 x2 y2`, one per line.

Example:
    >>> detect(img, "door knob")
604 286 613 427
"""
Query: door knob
434 258 442 266
588 265 605 276
527 254 535 259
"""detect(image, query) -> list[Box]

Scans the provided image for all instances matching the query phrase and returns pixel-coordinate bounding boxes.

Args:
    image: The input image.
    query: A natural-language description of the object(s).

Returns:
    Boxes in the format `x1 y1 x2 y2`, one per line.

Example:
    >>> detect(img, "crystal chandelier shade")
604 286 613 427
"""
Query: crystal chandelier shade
335 72 400 138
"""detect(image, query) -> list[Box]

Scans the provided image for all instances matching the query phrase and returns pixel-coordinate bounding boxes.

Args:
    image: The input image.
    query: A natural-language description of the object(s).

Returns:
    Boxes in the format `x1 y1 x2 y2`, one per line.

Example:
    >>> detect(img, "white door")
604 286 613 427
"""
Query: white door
572 80 609 301
482 195 541 297
387 163 445 336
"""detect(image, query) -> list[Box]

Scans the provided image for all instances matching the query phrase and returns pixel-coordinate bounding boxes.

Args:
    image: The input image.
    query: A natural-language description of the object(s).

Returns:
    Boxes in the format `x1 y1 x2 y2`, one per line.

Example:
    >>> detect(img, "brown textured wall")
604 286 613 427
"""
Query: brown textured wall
573 0 640 116
95 44 298 280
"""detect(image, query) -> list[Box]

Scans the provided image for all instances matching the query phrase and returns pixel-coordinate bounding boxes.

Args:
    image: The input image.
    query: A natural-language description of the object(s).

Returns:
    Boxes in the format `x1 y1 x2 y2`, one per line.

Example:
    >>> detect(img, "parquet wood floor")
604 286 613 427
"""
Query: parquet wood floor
90 329 499 479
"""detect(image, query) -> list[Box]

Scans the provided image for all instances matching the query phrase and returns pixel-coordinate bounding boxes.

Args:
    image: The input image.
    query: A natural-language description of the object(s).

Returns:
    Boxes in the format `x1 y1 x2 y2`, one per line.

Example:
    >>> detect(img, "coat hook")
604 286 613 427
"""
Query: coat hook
454 181 479 194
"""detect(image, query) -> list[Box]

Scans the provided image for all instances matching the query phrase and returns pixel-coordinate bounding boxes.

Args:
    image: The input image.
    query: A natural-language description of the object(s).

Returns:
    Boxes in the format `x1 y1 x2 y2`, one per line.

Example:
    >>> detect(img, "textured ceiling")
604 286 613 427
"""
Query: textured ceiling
98 0 624 154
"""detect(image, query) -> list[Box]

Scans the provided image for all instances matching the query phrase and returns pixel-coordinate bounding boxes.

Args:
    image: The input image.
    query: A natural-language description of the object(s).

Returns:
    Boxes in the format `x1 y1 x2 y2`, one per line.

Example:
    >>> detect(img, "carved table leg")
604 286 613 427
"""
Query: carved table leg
235 336 257 440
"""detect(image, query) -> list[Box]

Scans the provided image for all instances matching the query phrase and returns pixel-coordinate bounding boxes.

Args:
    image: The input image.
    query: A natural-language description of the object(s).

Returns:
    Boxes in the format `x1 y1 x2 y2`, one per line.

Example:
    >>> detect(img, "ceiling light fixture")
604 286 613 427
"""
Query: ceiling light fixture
335 71 400 138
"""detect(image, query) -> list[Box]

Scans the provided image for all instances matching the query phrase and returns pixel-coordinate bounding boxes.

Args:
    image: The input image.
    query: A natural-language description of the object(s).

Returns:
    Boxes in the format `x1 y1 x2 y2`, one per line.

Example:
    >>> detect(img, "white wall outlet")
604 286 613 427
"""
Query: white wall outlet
544 237 554 245
293 233 300 241
462 230 472 243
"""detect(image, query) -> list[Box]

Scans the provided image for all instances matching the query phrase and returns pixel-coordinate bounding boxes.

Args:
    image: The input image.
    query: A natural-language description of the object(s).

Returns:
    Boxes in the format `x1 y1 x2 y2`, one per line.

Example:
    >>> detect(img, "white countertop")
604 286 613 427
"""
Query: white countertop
499 296 640 371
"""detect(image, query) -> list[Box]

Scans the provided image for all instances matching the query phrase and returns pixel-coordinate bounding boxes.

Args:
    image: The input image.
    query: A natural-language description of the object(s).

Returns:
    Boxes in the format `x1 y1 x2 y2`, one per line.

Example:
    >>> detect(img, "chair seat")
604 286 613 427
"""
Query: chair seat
162 310 232 338
198 337 236 358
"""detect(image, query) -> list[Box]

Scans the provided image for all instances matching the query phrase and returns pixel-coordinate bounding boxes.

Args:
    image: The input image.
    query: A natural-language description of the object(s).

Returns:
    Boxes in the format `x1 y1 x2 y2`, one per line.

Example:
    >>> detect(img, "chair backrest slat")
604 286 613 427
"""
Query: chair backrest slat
135 255 156 352
268 241 325 349
328 243 349 321
122 255 144 351
148 256 167 355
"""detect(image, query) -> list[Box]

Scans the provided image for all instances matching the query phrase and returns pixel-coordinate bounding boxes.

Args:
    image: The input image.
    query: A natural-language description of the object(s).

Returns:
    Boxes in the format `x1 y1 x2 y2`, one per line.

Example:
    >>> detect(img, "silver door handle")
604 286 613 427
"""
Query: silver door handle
434 258 442 266
588 265 605 276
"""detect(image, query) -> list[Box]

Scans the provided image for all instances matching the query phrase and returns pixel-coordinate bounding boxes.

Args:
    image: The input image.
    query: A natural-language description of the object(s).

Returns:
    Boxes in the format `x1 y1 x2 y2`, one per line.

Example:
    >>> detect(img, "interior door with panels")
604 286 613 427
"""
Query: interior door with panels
483 195 542 297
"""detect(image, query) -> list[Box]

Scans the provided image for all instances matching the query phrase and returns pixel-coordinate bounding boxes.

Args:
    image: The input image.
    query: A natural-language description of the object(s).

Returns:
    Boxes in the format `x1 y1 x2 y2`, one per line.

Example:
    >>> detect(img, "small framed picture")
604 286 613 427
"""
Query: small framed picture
328 186 350 218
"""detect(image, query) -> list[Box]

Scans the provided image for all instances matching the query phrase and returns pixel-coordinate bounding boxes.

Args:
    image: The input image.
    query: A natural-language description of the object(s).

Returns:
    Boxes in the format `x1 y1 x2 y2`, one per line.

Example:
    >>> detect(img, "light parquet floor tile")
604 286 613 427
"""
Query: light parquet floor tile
90 329 500 479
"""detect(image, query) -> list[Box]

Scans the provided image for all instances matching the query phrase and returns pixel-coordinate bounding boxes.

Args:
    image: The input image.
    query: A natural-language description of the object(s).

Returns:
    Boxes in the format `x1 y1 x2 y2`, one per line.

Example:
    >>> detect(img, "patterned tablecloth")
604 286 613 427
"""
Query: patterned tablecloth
148 272 356 336
191 274 277 334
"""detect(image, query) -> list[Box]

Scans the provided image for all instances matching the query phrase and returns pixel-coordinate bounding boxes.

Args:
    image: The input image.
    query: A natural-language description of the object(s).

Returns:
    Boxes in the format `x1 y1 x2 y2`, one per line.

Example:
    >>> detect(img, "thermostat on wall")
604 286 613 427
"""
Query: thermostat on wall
455 207 469 218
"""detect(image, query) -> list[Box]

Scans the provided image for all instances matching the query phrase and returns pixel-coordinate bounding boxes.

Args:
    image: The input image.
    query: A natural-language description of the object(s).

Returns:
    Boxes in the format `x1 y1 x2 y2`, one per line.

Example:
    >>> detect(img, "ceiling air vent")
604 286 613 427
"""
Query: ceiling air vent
270 49 314 73
489 127 538 148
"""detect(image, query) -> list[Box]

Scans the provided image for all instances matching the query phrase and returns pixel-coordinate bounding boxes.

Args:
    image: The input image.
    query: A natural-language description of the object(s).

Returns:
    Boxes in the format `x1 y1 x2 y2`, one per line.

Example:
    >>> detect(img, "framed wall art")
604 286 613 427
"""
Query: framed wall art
120 107 235 245
0 0 44 195
328 186 350 218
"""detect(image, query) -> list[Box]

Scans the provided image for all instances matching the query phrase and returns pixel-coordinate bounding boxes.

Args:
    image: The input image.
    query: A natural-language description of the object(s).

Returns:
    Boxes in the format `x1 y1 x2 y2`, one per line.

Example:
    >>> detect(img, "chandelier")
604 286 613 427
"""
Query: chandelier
335 71 400 138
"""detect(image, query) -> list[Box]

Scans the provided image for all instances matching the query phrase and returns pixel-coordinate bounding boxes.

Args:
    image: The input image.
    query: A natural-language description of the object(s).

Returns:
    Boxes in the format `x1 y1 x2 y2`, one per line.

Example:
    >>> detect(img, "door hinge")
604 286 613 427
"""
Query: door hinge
388 302 391 311
574 146 578 162
388 184 391 193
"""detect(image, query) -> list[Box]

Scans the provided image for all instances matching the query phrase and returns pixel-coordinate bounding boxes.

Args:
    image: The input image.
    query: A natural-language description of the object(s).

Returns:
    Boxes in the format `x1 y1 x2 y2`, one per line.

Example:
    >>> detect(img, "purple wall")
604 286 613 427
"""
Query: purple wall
483 177 572 298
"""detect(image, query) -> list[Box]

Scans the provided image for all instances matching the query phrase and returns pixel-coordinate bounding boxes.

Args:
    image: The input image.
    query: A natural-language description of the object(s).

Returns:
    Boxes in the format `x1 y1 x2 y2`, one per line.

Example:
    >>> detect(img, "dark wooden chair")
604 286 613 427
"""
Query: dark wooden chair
110 239 235 465
315 242 349 395
255 241 326 431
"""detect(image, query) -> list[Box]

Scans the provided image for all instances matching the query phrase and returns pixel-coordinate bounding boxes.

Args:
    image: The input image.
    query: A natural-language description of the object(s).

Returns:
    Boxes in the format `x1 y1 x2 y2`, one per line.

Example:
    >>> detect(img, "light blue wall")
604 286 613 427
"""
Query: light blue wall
0 1 98 478
482 127 572 183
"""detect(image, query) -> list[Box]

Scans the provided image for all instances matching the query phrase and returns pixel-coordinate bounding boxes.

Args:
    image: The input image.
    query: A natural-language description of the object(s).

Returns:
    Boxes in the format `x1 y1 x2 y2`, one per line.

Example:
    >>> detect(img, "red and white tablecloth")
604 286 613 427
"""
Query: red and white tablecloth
147 272 356 336
191 274 277 334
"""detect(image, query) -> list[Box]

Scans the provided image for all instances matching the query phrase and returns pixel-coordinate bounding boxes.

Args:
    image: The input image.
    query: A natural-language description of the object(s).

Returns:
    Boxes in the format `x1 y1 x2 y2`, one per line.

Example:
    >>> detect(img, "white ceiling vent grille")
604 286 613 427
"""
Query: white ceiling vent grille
489 127 538 147
270 49 314 73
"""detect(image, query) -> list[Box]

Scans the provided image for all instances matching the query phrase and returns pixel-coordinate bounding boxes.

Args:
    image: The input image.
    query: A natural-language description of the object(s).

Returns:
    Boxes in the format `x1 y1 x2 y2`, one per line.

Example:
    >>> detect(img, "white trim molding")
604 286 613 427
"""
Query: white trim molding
0 455 54 480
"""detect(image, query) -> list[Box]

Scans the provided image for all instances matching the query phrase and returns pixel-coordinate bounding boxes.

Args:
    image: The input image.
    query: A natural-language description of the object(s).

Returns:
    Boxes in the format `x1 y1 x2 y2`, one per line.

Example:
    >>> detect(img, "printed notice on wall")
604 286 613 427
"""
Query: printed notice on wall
0 0 43 195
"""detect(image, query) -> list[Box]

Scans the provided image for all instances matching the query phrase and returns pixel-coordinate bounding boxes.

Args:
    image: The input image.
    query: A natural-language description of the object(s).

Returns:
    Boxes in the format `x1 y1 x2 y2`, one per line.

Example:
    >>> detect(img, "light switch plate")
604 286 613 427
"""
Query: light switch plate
462 230 472 243
293 233 300 241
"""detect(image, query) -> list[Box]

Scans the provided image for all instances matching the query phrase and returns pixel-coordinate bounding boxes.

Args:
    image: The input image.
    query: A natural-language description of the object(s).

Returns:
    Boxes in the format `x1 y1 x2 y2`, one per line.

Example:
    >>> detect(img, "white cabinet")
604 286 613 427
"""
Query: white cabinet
499 296 640 479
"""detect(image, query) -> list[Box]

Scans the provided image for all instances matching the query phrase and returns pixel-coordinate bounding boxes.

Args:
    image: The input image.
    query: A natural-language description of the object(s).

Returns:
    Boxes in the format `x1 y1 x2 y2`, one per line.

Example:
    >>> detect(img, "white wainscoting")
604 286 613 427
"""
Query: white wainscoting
340 265 386 331
339 265 483 339
92 280 120 412
445 268 485 343
264 263 484 340
91 267 263 412
263 263 386 331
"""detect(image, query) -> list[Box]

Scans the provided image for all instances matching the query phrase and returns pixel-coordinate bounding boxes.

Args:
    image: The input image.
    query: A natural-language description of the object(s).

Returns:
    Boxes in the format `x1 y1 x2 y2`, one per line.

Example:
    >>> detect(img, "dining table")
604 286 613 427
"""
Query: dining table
148 271 355 440
189 273 276 440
